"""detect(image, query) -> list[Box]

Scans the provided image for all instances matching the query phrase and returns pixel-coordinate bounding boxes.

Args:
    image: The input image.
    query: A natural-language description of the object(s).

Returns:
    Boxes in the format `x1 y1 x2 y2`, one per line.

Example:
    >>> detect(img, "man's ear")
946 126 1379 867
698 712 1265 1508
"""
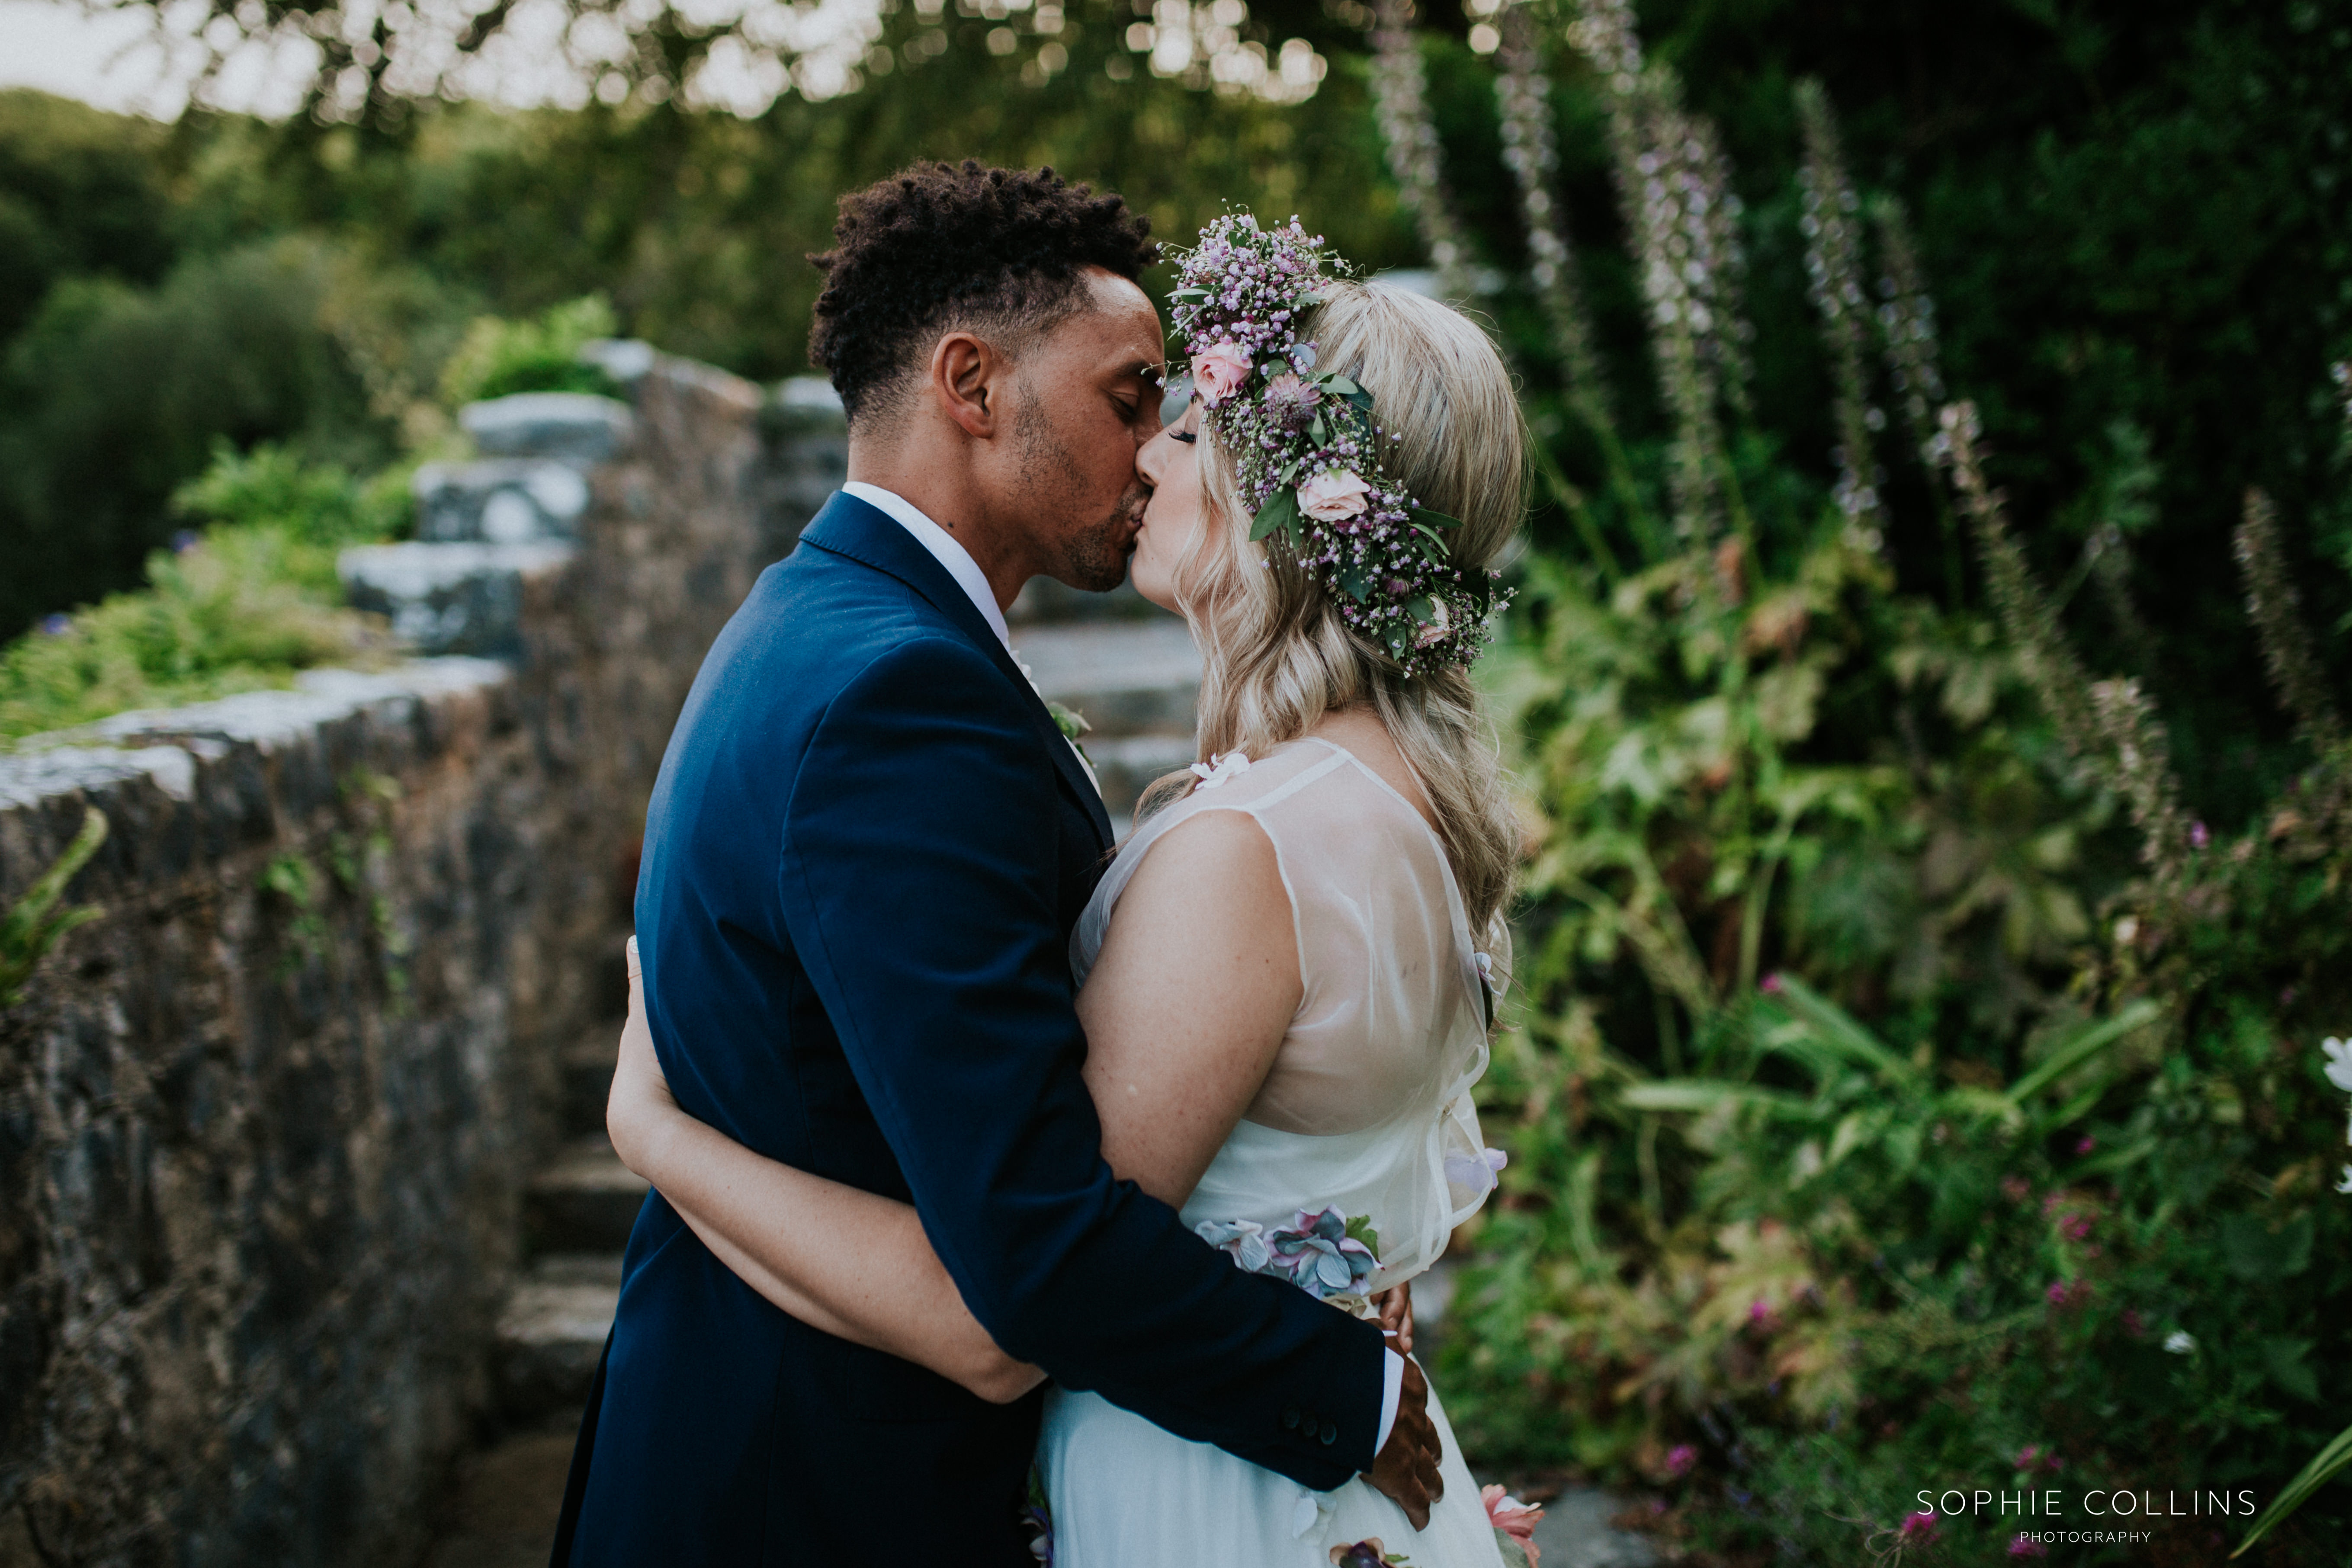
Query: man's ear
930 331 1002 440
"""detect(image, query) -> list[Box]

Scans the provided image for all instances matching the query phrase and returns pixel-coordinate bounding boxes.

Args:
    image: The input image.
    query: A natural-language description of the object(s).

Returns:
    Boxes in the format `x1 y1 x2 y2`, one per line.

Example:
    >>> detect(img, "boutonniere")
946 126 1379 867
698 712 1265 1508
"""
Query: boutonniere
1046 700 1092 765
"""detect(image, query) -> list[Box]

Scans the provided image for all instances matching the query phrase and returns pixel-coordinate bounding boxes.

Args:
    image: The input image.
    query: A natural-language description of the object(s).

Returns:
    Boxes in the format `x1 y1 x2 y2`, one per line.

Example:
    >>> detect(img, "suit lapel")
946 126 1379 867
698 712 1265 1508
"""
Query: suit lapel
799 492 1116 852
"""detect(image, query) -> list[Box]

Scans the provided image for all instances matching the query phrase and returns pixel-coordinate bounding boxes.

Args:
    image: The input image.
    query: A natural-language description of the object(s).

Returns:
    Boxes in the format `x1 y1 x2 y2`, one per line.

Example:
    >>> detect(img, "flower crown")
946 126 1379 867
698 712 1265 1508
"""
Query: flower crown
1168 213 1510 676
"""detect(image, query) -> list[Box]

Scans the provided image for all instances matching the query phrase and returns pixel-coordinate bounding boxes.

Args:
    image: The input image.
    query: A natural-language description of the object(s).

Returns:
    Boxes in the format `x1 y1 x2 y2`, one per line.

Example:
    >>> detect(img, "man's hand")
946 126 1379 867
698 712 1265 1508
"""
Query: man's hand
1364 1354 1443 1530
1371 1281 1414 1357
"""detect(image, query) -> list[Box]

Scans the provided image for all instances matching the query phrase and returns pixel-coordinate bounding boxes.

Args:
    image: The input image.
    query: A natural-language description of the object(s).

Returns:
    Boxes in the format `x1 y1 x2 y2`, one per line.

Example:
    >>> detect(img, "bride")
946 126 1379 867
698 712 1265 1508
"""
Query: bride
603 216 1537 1565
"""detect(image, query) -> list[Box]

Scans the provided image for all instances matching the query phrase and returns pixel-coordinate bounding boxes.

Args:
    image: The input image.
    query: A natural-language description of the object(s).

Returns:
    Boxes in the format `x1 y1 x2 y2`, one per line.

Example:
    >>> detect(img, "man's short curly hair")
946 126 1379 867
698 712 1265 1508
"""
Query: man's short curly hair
808 160 1159 426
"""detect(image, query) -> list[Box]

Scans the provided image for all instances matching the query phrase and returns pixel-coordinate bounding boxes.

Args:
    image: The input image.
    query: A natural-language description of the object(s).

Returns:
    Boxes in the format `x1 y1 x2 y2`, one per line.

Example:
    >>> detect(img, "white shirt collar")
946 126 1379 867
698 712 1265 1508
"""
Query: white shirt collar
841 481 1010 650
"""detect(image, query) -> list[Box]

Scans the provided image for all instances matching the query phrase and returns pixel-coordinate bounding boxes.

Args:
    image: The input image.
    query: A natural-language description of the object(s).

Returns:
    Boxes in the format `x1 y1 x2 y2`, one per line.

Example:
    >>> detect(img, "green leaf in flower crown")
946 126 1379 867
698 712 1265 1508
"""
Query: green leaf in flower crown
1320 374 1362 395
1309 412 1329 446
1411 506 1461 532
1404 596 1435 628
1343 388 1375 411
1170 286 1209 300
1337 562 1372 602
1250 487 1300 543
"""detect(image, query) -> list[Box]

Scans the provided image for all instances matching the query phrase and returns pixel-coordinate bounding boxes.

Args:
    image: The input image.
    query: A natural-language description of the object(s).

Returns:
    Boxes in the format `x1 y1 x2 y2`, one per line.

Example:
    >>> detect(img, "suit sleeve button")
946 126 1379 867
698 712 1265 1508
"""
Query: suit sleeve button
1319 1422 1338 1445
1281 1405 1300 1430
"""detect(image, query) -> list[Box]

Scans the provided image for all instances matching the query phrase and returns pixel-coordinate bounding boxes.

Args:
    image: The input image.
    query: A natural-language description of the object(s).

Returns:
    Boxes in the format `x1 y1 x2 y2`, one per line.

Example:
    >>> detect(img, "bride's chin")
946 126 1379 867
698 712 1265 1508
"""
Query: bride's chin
1131 536 1182 614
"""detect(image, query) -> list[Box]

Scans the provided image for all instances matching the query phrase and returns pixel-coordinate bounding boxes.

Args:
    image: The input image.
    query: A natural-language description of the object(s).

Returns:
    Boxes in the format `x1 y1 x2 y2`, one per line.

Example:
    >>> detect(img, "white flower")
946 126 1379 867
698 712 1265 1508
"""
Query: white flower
1190 751 1252 791
2163 1331 2196 1355
2321 1037 2352 1093
1475 949 1506 994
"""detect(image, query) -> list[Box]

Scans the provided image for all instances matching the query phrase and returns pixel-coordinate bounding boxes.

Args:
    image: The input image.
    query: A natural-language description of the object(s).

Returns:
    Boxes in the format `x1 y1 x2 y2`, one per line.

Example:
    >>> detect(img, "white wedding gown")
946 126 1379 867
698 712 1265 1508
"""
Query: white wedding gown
1037 736 1510 1567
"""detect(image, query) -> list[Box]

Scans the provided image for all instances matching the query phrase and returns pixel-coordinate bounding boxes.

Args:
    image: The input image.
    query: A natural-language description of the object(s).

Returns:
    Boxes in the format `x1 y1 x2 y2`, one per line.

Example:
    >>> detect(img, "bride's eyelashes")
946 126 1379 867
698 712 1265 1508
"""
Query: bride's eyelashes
1171 430 1197 445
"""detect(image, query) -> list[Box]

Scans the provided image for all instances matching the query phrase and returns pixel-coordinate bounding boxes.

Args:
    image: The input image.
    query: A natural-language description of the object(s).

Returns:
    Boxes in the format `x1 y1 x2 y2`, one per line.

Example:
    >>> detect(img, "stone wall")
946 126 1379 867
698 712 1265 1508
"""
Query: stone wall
0 353 844 1567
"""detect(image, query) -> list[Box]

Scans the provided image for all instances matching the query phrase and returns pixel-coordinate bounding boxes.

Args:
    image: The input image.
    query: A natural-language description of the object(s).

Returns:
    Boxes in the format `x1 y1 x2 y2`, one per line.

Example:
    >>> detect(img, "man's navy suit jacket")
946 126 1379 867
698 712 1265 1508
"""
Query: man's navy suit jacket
552 492 1387 1564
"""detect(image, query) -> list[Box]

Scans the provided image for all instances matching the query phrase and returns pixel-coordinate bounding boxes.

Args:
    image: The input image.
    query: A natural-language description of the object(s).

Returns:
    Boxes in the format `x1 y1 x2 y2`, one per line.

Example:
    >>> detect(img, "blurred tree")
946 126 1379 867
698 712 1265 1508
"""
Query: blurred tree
0 92 175 343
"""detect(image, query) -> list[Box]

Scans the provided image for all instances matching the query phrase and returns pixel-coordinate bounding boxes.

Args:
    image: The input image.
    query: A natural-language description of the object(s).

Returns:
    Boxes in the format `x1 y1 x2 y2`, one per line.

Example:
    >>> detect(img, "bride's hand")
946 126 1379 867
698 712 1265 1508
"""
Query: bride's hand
607 937 682 1178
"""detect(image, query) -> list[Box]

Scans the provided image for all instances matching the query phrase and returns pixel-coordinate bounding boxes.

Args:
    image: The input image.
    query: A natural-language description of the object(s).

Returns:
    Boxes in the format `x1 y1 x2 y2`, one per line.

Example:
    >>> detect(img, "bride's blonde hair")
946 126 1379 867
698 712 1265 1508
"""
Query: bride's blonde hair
1145 279 1527 936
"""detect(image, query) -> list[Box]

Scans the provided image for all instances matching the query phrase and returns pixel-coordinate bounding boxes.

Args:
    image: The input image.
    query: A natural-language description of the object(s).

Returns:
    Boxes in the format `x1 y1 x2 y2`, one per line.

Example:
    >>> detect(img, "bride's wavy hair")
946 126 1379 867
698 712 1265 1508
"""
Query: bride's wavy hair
1142 280 1527 938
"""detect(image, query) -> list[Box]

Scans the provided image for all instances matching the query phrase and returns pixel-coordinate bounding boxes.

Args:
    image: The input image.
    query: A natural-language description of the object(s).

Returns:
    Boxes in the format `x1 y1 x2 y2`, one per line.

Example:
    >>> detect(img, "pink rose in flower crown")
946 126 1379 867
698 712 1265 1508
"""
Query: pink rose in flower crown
1192 341 1253 406
1482 1486 1544 1566
1297 468 1372 523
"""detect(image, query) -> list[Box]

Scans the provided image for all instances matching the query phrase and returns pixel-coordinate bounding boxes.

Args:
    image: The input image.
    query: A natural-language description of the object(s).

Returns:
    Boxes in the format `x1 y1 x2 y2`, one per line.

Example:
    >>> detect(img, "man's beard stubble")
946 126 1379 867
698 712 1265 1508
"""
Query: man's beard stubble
1013 394 1143 594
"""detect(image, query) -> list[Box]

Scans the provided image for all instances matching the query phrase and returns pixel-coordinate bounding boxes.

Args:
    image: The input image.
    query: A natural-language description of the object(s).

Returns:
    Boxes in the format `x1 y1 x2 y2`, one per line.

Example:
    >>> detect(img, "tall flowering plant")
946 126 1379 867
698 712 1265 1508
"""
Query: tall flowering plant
1168 213 1510 676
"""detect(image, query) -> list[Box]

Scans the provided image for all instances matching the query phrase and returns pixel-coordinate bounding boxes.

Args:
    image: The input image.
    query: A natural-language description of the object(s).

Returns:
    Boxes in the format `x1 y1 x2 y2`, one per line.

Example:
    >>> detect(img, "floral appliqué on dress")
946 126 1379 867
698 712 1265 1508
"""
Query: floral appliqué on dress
1197 1206 1381 1306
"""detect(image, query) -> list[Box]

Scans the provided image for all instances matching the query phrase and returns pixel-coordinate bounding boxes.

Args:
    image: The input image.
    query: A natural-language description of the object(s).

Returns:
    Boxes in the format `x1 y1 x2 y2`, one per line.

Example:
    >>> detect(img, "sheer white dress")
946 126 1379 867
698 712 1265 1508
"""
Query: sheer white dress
1036 736 1509 1567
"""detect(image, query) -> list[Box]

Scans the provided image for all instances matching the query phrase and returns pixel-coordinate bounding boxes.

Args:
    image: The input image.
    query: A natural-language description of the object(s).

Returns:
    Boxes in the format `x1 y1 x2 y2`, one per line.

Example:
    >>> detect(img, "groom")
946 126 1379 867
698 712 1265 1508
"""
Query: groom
551 163 1441 1562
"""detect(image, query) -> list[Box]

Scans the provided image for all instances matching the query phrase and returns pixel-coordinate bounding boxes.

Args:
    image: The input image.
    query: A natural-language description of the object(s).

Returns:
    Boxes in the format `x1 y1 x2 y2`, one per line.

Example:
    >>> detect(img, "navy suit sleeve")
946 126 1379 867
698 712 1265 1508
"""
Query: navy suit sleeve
774 634 1386 1488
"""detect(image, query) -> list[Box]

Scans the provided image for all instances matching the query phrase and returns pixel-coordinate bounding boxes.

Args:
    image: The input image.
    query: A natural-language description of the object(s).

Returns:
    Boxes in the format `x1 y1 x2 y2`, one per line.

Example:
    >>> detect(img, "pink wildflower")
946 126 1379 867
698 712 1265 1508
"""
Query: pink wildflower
1760 972 1784 994
2190 821 2210 850
1482 1487 1544 1565
1664 1443 1697 1478
2075 1135 2096 1155
2045 1281 2070 1306
1900 1510 1938 1543
2000 1175 2031 1202
2017 1444 2041 1469
2009 1533 2048 1558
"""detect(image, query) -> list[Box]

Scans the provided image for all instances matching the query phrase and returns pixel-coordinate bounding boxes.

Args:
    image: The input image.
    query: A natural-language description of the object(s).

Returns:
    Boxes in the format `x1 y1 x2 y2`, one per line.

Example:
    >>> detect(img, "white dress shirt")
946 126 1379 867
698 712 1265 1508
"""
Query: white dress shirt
836 481 1405 1457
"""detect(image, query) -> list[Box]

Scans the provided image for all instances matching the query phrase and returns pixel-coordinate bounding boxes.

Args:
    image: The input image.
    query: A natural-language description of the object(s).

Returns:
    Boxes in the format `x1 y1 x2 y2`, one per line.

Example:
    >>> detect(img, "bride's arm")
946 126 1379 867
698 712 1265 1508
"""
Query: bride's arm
606 983 1045 1404
608 808 1300 1398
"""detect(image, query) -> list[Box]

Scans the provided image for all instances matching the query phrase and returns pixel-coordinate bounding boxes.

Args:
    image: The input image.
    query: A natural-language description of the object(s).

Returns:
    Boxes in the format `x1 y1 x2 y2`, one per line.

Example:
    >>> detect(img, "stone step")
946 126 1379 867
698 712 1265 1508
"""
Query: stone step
495 1252 620 1425
523 1136 649 1256
339 540 577 659
413 459 591 545
1014 619 1201 739
560 1023 620 1141
461 391 635 465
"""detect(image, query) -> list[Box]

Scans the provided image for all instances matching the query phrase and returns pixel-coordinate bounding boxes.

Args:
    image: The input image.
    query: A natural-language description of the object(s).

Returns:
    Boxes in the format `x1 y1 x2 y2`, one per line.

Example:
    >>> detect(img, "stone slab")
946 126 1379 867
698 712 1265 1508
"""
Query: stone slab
415 460 594 544
461 392 635 463
524 1136 650 1255
340 541 578 658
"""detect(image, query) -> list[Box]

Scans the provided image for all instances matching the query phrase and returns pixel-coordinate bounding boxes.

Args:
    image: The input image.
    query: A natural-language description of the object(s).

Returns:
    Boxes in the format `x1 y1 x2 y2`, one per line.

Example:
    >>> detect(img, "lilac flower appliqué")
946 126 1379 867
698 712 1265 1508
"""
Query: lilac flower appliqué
1195 1218 1273 1273
1269 1207 1379 1299
1196 1206 1382 1302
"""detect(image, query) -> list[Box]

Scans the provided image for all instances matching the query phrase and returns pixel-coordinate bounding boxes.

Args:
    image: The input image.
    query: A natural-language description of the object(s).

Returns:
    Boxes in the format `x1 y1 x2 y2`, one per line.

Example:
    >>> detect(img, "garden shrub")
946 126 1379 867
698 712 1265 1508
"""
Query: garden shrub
0 443 407 741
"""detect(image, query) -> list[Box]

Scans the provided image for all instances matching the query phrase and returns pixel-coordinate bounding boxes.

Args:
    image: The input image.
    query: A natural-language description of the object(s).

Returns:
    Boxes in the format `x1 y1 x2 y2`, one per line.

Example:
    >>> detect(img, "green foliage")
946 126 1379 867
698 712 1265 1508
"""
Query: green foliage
0 807 108 1007
2236 1420 2352 1558
0 237 397 639
0 443 403 741
436 294 621 408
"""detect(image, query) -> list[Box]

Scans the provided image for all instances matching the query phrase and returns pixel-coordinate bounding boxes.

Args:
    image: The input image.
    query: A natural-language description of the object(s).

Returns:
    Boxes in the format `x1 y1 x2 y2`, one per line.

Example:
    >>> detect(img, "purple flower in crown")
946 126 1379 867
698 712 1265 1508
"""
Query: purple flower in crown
1195 1217 1272 1273
1268 1206 1378 1299
1261 372 1323 432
